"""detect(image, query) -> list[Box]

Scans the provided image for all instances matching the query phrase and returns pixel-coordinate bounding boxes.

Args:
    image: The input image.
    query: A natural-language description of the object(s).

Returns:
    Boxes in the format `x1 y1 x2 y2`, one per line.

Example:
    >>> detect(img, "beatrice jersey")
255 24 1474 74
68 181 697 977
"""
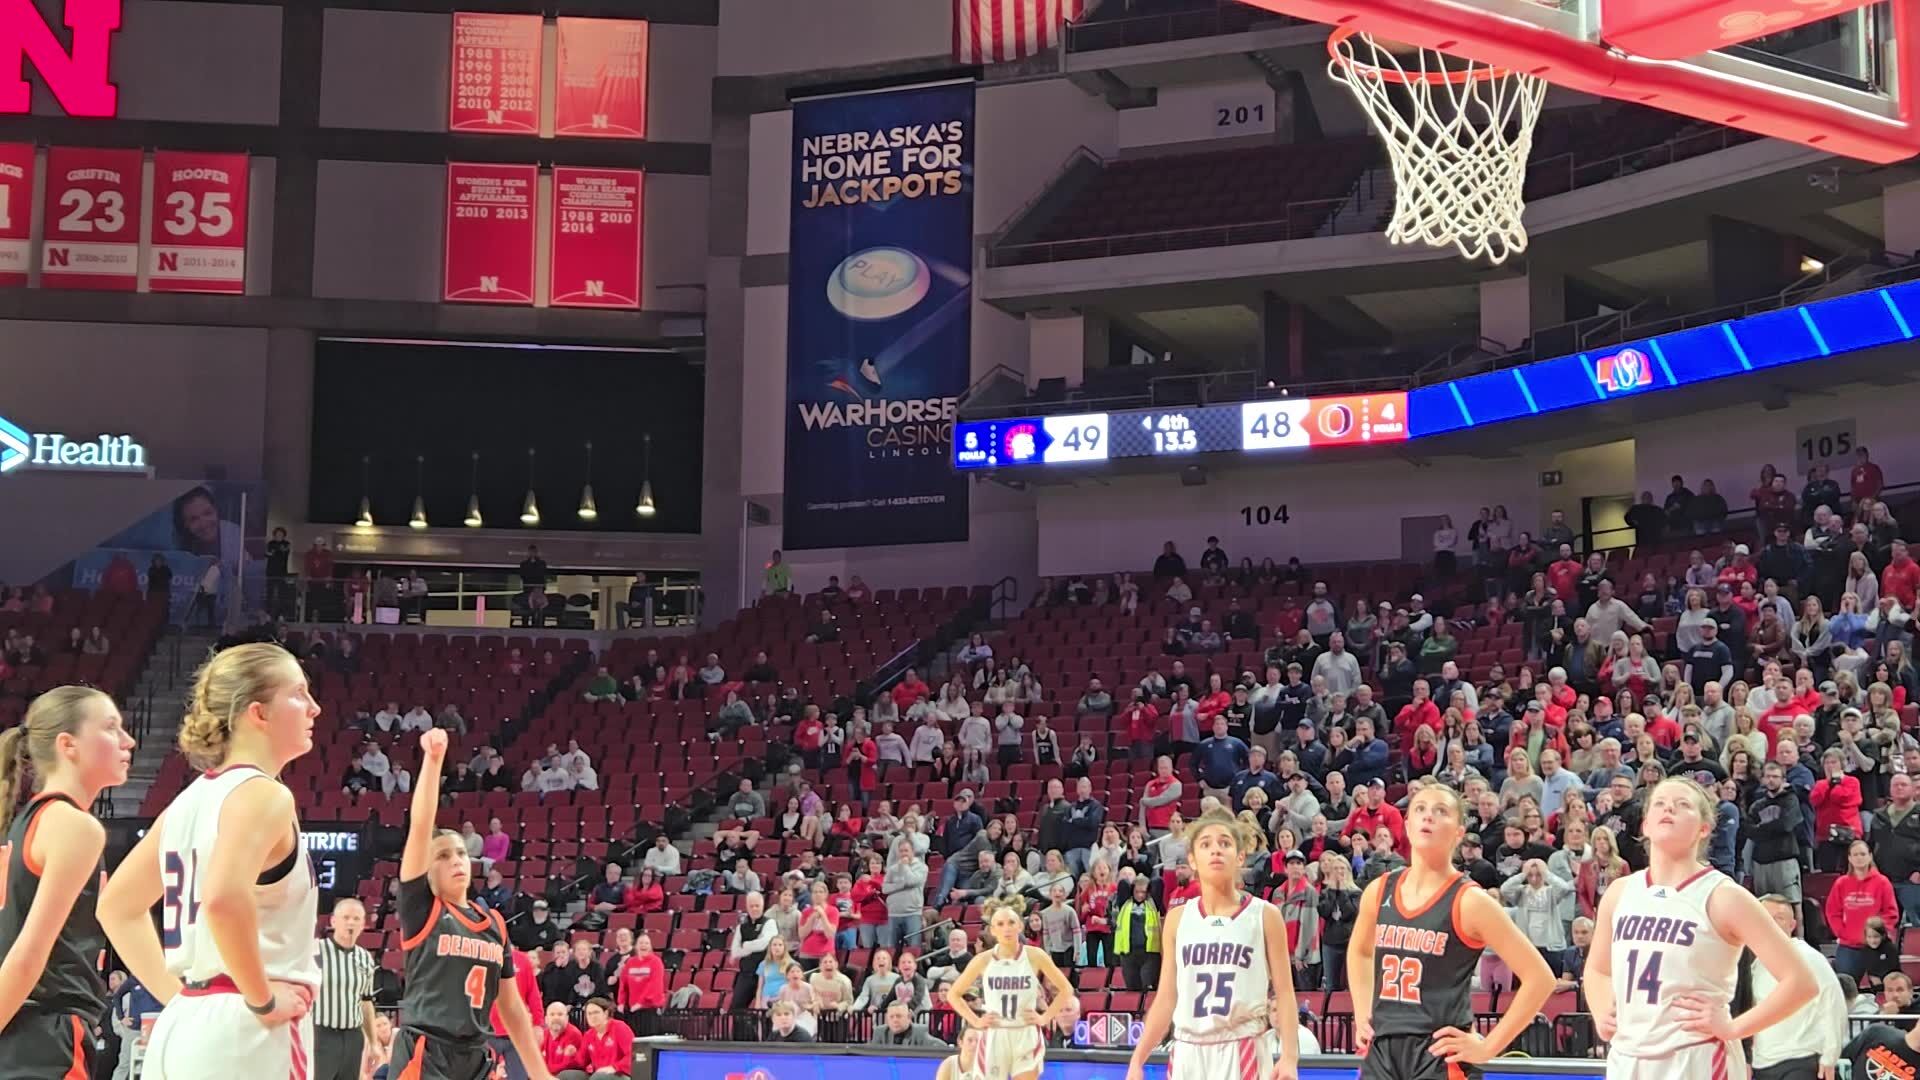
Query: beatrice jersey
397 875 515 1045
979 945 1043 1024
1606 867 1741 1059
0 794 107 1016
157 766 320 987
1171 892 1273 1044
1368 870 1483 1037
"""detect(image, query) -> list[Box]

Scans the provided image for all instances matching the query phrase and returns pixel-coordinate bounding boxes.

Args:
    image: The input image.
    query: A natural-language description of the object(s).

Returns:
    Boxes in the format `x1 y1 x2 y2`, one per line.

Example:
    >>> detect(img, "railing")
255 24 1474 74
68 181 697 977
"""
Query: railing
987 197 1353 266
1063 0 1303 52
1523 124 1753 198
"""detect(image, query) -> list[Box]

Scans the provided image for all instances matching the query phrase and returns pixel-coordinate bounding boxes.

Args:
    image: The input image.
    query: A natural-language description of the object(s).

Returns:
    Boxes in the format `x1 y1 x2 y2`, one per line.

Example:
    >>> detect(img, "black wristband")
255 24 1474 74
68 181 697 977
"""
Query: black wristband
245 995 275 1016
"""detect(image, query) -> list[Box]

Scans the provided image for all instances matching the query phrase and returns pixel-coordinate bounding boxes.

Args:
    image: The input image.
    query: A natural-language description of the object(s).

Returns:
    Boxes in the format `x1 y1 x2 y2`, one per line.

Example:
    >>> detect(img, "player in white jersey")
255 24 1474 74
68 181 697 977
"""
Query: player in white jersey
948 897 1076 1080
100 644 323 1080
1584 776 1816 1080
1129 810 1298 1080
936 1026 988 1080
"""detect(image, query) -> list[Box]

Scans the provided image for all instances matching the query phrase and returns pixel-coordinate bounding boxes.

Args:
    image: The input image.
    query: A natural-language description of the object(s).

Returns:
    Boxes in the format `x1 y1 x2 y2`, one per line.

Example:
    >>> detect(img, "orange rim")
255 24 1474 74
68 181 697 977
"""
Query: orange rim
1327 25 1511 85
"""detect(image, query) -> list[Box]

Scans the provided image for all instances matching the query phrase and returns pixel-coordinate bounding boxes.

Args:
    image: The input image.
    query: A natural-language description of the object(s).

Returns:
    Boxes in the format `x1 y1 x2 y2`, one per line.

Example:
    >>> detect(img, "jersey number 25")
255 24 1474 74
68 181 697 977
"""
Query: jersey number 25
1192 972 1236 1017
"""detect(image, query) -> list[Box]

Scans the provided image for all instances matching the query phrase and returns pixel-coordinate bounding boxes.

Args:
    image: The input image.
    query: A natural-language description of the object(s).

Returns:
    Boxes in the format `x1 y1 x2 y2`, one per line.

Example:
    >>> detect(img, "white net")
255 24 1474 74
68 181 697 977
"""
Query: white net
1328 30 1547 265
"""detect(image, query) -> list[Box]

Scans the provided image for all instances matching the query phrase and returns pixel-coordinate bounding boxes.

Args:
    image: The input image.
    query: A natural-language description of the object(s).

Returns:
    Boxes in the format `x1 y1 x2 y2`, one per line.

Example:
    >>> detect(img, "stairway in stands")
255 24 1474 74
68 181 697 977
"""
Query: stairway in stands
111 630 220 817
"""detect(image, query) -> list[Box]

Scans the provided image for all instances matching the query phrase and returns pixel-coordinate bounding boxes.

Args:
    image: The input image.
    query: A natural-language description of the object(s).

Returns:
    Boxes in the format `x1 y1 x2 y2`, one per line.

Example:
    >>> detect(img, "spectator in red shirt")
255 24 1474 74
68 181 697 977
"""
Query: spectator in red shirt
798 879 839 967
850 852 890 948
579 997 635 1076
491 948 544 1077
892 668 930 712
1812 747 1865 872
1716 545 1758 592
793 706 826 769
1339 781 1407 856
1828 837 1899 981
1754 474 1798 538
612 933 667 1035
626 868 665 915
303 536 336 617
1121 691 1159 759
1546 545 1583 605
1882 540 1920 612
1392 679 1442 745
1139 755 1182 836
1194 673 1233 723
537 1001 587 1076
1851 446 1885 506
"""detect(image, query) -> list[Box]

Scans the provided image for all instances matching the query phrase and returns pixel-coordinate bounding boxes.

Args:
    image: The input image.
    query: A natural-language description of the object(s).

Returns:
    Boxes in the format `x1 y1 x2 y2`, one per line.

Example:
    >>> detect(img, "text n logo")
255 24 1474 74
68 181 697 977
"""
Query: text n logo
157 252 178 272
478 275 499 293
0 0 122 117
584 280 604 297
46 246 68 266
1594 347 1653 394
592 113 608 129
487 109 503 124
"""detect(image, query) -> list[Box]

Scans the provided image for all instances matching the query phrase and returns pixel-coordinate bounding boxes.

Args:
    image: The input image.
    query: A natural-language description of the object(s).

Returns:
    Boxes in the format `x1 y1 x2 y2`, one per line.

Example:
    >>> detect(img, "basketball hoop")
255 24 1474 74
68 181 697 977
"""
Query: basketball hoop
1327 26 1547 265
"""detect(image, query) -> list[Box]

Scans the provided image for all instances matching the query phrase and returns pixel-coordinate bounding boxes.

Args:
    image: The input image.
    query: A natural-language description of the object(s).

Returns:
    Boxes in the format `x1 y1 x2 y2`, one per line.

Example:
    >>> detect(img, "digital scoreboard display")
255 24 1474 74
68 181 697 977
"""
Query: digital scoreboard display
956 281 1920 473
953 394 1408 469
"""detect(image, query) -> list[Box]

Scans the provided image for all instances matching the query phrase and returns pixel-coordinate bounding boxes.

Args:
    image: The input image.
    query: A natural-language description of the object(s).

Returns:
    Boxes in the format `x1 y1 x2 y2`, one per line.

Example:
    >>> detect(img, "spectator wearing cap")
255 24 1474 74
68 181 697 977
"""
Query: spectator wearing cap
933 792 984 905
1457 833 1499 891
1275 770 1320 840
1228 744 1282 812
1292 719 1328 778
1340 780 1407 855
1312 632 1363 698
1710 583 1749 660
1719 544 1760 592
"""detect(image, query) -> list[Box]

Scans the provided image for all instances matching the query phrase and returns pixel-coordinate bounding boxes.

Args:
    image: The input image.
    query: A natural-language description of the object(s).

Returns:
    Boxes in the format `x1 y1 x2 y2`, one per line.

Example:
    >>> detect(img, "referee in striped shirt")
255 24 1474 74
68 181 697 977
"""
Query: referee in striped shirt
314 897 379 1080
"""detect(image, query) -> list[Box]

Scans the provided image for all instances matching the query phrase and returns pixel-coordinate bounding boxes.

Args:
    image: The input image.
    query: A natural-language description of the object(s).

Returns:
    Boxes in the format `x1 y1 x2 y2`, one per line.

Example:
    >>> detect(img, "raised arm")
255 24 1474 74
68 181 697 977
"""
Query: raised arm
400 729 449 880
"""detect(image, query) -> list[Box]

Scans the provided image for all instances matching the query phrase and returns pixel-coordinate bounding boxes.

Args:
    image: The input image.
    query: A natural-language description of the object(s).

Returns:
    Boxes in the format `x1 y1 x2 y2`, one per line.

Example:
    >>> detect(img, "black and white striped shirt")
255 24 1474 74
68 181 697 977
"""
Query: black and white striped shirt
314 937 376 1031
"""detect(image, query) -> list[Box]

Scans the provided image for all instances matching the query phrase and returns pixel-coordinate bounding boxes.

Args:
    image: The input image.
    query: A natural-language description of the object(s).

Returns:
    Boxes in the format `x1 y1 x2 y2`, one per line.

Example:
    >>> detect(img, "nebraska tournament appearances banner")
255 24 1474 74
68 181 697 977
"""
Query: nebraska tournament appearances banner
783 80 974 550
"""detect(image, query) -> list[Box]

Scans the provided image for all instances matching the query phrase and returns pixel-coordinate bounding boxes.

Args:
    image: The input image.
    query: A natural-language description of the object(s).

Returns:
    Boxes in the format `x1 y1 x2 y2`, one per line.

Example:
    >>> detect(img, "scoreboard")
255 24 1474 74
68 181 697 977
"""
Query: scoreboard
956 279 1920 473
953 393 1408 470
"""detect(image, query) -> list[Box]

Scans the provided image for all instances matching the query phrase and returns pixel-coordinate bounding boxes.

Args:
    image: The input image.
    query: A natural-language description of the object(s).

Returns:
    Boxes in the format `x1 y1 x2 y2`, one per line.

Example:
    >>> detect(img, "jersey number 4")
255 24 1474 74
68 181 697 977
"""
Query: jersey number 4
464 964 490 1009
1377 955 1423 1003
1192 972 1236 1018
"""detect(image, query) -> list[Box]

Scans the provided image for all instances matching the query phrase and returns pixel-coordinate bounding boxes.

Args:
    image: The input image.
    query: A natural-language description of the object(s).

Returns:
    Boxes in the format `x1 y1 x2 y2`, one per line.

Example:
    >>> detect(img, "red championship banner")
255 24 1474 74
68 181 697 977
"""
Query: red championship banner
449 12 542 134
444 163 535 304
554 18 648 138
0 143 33 287
549 167 642 309
149 151 249 295
41 146 142 291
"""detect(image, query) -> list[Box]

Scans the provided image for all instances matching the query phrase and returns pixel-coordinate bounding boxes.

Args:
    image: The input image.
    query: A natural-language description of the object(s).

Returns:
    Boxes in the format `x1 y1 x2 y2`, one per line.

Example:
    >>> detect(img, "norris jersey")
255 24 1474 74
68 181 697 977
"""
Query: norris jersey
157 766 320 987
398 875 515 1044
1368 870 1483 1037
1607 867 1741 1059
1171 892 1273 1044
0 795 107 1017
980 946 1043 1025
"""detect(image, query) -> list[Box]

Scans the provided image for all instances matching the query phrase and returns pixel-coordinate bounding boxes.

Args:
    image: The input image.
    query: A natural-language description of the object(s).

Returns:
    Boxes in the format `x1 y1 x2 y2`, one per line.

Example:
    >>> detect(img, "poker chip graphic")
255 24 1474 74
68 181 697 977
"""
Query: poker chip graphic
826 246 931 321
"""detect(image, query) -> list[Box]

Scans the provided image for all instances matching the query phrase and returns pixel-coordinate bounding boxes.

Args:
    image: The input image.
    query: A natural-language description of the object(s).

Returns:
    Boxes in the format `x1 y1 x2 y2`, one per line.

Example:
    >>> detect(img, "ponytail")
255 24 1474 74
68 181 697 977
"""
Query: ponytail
179 643 298 770
0 685 113 836
0 725 29 838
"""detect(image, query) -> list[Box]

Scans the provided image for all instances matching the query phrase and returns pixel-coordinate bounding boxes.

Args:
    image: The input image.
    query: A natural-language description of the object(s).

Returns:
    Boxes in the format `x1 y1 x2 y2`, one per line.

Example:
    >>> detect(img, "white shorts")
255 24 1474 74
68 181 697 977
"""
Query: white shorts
144 989 314 1080
1169 1035 1268 1080
974 1024 1046 1080
1605 1040 1744 1080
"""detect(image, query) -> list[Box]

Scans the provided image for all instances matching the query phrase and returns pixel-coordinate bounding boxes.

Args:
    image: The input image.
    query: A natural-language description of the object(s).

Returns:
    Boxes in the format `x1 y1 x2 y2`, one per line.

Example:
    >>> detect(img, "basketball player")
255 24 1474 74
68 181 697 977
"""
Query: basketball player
0 687 133 1079
947 896 1076 1080
937 1027 988 1080
1349 784 1553 1080
98 643 323 1080
389 729 552 1080
1585 777 1816 1080
1127 809 1300 1080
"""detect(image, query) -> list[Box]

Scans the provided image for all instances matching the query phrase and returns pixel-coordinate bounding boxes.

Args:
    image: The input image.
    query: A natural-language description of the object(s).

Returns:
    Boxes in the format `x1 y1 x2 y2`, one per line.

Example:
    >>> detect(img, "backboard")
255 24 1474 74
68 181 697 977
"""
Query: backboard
1236 0 1920 162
